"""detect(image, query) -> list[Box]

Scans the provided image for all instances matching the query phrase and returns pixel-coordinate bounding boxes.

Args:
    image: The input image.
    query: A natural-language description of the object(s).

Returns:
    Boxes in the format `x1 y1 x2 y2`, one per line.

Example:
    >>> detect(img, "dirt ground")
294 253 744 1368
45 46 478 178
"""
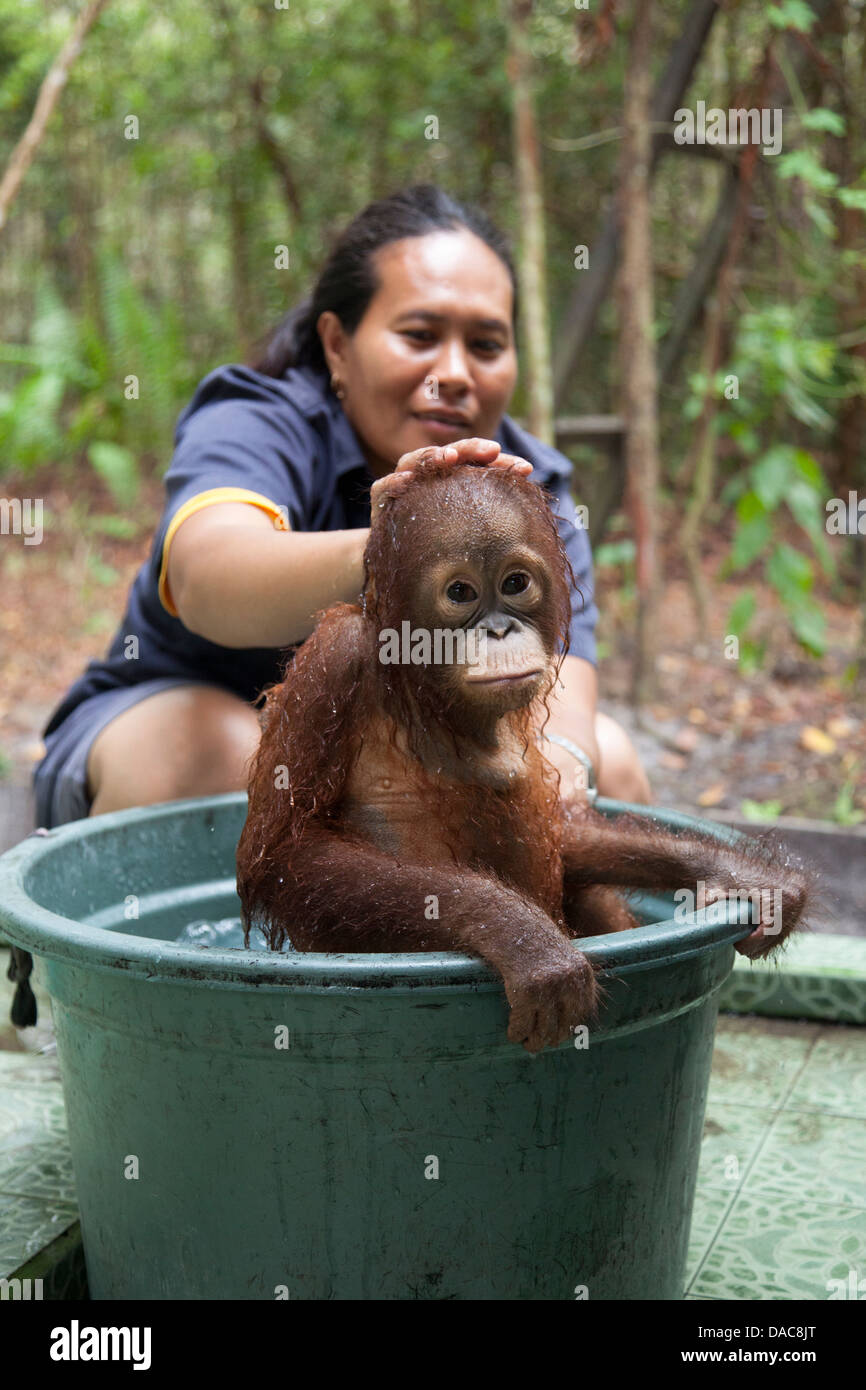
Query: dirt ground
1 467 864 823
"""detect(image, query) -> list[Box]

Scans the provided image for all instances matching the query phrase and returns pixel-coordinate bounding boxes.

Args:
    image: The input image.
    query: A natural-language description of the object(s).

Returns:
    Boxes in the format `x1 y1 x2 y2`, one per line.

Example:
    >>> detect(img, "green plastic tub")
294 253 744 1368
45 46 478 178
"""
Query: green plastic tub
0 792 753 1300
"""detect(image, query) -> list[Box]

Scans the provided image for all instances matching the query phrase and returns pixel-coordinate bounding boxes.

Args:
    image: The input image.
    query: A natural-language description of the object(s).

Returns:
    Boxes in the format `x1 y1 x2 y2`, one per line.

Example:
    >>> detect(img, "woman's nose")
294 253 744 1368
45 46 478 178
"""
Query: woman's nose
433 338 473 389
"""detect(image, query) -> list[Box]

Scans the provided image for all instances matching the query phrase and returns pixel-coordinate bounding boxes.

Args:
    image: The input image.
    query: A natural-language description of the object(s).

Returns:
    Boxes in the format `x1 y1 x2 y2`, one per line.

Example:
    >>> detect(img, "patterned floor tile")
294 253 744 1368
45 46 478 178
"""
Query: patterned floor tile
720 934 866 1026
0 1085 68 1158
698 1102 773 1191
0 1193 79 1269
0 952 863 1299
785 1024 866 1118
686 1184 732 1289
0 1050 61 1085
708 1015 820 1108
688 1189 866 1300
744 1111 866 1210
0 1141 77 1204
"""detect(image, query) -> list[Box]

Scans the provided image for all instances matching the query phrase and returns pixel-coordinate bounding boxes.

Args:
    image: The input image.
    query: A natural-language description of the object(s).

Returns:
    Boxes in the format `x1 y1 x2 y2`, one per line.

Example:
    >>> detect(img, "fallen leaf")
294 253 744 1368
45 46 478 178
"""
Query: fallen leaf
698 783 727 807
673 726 700 753
827 716 855 739
688 707 707 725
800 726 836 755
658 654 685 673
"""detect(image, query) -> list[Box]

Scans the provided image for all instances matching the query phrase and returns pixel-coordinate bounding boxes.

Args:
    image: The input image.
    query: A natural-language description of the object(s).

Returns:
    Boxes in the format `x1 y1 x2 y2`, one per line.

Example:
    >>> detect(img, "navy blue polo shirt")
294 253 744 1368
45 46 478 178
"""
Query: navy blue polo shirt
43 363 598 737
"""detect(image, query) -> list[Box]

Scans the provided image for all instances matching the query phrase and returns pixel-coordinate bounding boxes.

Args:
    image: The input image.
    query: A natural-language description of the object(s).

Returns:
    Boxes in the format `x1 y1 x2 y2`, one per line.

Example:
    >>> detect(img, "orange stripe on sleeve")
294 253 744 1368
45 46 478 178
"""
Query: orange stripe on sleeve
158 487 291 617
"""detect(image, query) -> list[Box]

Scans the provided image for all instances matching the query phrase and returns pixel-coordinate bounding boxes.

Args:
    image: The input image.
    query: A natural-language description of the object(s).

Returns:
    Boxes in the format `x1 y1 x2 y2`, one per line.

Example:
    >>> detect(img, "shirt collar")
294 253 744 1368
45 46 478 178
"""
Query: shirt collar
287 365 371 478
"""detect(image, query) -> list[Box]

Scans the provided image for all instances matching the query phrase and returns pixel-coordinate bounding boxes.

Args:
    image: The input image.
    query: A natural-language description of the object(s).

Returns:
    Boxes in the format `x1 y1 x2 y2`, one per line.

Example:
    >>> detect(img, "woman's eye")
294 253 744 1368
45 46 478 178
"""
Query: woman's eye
446 581 478 604
405 329 435 343
501 572 530 596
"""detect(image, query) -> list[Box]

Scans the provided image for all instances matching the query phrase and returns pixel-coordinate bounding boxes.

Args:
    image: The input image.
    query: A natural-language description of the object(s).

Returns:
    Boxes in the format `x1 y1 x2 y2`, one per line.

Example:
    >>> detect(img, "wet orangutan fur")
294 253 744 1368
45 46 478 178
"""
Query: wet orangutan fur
237 461 814 1053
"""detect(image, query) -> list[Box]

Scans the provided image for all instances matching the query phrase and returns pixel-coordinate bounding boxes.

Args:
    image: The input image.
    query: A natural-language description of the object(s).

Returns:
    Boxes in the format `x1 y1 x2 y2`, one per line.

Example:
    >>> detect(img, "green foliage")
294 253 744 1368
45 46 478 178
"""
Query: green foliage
85 553 120 586
736 640 767 675
0 0 862 716
728 451 828 659
700 299 852 660
740 798 784 821
88 442 139 508
832 770 865 826
701 64 866 671
837 186 866 212
85 514 142 540
595 539 636 569
727 589 763 670
594 538 636 603
801 108 846 137
777 149 838 193
766 0 816 31
0 257 194 498
727 588 756 636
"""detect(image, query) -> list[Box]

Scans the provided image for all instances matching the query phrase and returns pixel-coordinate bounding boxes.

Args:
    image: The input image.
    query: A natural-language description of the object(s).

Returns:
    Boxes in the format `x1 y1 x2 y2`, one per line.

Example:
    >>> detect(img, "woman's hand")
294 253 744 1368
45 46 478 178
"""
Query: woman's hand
370 437 532 515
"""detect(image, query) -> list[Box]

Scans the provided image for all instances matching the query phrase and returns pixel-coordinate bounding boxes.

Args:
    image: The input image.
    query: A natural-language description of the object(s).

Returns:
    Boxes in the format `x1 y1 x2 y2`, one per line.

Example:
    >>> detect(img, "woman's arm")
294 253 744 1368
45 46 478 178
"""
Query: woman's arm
542 654 600 798
166 440 530 651
167 502 368 648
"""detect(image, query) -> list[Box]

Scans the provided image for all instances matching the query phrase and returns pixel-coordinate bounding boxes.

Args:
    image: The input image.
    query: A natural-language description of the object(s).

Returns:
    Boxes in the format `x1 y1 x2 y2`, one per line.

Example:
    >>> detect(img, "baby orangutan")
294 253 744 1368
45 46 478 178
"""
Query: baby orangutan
237 461 812 1053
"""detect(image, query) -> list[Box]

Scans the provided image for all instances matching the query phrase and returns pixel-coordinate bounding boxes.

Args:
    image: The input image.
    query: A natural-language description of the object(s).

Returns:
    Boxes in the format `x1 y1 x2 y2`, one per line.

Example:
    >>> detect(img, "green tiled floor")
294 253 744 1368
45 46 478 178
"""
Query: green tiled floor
0 951 84 1296
1 947 864 1299
686 1015 866 1298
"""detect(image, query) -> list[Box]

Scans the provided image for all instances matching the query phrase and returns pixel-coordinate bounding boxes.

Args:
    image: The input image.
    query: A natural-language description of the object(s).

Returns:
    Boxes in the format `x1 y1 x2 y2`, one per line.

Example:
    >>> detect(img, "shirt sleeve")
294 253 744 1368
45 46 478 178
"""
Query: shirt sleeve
153 370 317 616
543 475 599 667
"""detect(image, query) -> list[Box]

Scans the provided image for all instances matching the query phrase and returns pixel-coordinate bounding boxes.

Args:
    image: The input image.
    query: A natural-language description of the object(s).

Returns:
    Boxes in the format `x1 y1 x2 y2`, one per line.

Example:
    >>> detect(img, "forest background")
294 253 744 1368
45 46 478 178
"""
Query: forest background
0 0 864 822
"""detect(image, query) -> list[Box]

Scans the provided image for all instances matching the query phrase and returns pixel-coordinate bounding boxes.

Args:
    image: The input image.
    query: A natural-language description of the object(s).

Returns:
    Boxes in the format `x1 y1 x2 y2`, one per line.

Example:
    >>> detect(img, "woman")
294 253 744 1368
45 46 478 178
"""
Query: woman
34 184 651 830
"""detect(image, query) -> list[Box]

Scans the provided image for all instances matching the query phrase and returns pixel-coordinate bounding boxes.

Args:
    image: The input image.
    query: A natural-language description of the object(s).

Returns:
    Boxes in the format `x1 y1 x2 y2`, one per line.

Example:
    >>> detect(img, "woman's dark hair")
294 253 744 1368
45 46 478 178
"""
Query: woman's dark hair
249 183 519 379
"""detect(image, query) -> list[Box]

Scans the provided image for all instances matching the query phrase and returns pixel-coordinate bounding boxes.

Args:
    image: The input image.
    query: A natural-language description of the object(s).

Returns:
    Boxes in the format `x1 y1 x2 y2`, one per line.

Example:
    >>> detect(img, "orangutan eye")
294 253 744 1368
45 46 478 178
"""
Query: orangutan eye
446 581 478 604
502 571 530 596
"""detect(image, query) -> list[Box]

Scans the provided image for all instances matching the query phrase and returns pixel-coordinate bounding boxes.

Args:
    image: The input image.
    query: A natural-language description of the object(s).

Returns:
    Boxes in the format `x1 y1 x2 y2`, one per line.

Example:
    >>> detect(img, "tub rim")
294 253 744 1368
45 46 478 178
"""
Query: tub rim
0 791 758 989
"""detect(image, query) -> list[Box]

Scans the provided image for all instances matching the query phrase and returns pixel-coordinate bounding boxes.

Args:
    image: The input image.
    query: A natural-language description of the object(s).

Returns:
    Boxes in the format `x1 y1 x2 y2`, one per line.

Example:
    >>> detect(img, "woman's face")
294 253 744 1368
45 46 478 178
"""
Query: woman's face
318 228 518 477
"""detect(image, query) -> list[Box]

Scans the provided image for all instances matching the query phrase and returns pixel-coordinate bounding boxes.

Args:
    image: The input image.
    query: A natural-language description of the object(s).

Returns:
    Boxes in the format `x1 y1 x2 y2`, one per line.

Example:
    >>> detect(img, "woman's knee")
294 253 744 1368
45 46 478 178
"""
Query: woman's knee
594 710 652 804
87 685 261 815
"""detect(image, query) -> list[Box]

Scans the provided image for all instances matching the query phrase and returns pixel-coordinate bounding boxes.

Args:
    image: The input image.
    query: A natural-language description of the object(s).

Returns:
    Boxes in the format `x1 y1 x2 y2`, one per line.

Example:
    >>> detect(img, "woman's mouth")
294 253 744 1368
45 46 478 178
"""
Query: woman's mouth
413 412 471 439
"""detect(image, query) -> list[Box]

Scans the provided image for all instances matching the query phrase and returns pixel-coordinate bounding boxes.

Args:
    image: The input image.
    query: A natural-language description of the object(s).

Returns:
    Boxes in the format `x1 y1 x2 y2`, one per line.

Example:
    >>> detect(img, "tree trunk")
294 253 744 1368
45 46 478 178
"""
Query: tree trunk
828 0 866 497
554 0 721 407
658 162 737 383
678 51 771 631
227 162 256 360
507 0 554 444
824 0 866 684
617 0 661 707
0 0 111 234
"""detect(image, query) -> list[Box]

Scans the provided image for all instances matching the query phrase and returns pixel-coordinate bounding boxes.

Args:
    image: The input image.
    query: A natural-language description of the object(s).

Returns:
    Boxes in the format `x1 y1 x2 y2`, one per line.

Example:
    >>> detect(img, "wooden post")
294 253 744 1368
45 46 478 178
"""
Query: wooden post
617 0 661 706
507 0 554 444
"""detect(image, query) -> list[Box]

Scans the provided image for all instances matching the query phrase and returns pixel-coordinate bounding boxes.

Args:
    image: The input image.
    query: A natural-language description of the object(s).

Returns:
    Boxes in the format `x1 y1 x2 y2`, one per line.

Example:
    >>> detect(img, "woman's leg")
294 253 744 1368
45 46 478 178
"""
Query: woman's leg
594 710 652 804
86 684 261 816
85 685 651 814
